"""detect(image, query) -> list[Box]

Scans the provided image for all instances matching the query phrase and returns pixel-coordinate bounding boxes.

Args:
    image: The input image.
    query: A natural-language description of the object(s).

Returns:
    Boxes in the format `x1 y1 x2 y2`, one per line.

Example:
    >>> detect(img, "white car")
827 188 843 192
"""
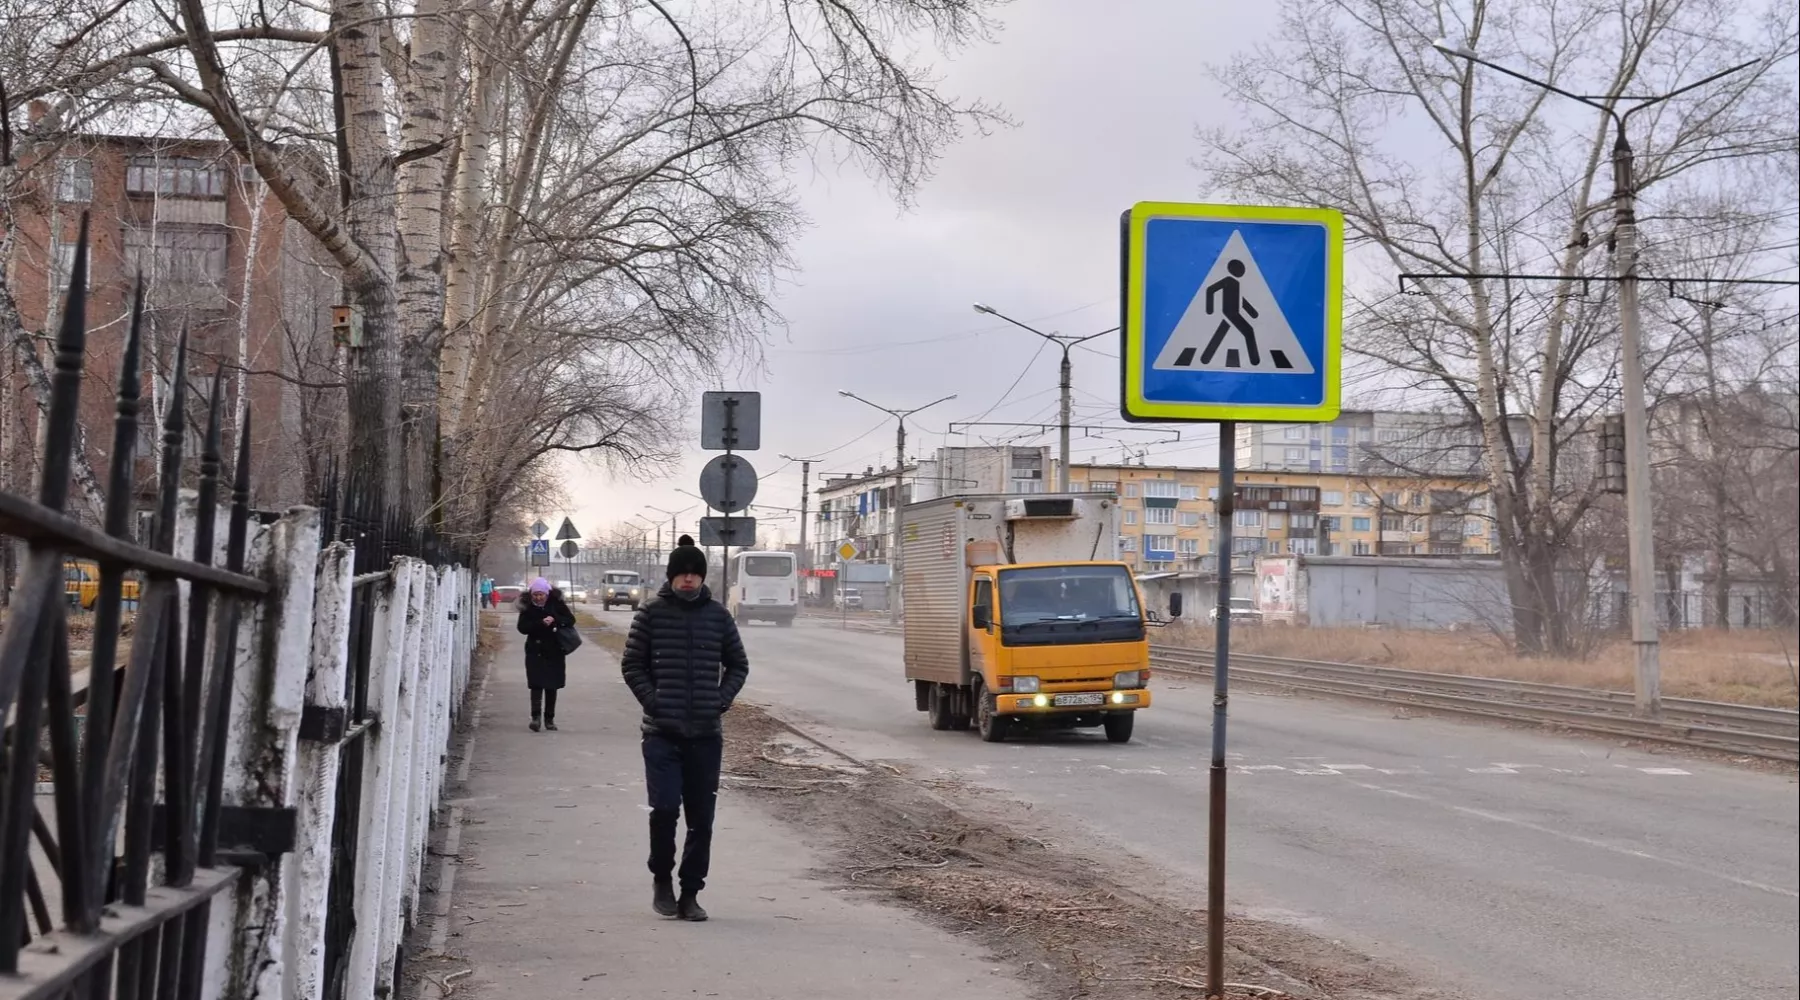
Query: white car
1207 597 1263 626
557 580 588 602
834 587 863 609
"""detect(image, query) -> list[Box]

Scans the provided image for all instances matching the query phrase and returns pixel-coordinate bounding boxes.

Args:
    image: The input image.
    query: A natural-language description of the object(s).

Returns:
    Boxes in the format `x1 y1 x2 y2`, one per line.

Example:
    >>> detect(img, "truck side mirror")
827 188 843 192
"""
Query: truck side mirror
1168 592 1184 618
972 606 991 630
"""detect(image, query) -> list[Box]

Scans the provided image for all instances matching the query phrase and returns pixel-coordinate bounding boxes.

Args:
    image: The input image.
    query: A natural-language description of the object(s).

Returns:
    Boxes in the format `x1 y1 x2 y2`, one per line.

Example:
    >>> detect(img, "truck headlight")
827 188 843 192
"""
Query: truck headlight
1009 676 1040 694
1113 670 1144 689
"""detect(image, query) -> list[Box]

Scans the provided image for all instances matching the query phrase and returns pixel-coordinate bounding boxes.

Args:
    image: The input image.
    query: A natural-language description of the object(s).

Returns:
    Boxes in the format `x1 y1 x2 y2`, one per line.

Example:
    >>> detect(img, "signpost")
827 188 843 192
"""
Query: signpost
834 540 859 629
553 519 580 590
531 519 550 539
699 391 762 599
1120 200 1343 997
529 538 550 568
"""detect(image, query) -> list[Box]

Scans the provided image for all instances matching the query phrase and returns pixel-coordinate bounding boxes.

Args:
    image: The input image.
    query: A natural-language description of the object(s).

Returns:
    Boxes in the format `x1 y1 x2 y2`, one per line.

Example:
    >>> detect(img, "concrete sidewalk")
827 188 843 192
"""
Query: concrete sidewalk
413 621 1028 999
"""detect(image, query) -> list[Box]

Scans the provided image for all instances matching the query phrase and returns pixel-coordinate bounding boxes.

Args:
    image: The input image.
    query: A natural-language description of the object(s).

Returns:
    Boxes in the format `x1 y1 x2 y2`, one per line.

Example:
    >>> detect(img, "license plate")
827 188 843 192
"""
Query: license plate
759 598 776 604
1052 693 1106 707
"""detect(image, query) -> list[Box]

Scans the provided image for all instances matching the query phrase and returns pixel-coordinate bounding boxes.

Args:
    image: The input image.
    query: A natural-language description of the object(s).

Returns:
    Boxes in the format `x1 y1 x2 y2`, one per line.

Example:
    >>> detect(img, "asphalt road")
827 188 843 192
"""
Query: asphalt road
607 612 1799 1000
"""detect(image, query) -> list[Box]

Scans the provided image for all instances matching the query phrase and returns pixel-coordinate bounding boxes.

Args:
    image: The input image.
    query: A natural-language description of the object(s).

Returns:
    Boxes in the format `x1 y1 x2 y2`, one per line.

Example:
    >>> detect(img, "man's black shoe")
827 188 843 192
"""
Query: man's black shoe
653 880 678 917
545 720 558 731
677 893 708 922
529 718 541 733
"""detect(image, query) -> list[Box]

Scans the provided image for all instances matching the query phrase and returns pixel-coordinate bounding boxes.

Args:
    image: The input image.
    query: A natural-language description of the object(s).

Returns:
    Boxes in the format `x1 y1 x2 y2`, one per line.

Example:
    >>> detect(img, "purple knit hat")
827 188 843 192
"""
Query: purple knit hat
529 577 551 594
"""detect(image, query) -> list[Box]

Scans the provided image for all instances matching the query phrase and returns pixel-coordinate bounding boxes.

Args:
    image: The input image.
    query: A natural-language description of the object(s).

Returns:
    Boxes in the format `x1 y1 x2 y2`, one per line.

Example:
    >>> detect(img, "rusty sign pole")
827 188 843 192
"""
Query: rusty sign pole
1207 420 1236 997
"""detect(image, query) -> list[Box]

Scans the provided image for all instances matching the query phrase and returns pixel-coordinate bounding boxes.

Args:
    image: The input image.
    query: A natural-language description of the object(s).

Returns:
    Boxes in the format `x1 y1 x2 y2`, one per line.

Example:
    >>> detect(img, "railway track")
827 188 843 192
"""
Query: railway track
1149 644 1800 762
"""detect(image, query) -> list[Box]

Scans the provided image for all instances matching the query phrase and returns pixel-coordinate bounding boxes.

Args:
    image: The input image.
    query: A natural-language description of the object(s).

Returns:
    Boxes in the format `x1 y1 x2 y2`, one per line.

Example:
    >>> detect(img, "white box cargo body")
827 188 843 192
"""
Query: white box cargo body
900 494 1122 686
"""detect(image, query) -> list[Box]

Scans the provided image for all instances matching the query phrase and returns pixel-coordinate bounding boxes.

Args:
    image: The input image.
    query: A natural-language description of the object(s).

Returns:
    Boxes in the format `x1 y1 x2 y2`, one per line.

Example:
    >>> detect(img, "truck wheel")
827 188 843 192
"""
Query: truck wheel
976 689 1008 743
1103 712 1135 744
927 685 954 731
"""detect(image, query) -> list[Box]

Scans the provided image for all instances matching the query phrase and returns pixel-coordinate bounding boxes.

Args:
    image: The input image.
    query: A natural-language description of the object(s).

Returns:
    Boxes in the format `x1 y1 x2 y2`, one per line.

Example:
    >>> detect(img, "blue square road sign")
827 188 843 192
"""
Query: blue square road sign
1120 202 1343 423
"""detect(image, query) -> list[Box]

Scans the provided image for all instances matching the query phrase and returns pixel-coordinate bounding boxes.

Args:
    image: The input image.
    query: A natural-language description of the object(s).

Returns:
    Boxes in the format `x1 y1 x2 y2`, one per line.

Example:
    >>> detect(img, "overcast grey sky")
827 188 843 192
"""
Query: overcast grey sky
558 1 1278 548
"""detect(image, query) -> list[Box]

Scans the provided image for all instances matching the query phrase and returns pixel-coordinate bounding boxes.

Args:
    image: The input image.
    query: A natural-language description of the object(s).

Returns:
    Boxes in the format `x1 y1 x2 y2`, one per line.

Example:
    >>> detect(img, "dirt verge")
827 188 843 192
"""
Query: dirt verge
722 703 1443 1000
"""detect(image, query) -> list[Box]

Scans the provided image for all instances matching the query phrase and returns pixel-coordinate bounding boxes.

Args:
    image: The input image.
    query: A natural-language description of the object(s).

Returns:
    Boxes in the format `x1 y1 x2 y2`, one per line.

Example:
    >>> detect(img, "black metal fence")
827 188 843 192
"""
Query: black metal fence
0 217 268 997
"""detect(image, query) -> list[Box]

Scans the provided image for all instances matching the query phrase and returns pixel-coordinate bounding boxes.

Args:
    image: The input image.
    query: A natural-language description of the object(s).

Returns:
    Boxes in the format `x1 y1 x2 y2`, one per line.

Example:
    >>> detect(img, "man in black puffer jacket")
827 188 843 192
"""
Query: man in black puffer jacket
620 535 749 922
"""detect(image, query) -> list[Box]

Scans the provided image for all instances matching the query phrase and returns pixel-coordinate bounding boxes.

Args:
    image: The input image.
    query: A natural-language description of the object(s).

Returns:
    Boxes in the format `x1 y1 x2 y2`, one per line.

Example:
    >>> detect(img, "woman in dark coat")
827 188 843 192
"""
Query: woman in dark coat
516 577 575 731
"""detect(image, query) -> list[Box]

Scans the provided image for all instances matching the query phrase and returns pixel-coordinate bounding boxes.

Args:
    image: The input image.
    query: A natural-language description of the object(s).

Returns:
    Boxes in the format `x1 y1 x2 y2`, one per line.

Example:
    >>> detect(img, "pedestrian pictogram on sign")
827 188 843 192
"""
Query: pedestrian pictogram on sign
1120 201 1343 424
1152 230 1314 374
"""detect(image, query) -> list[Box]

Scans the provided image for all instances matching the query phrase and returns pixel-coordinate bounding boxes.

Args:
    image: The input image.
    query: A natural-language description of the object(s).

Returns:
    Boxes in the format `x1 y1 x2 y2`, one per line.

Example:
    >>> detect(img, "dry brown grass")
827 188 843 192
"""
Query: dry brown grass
1174 624 1800 708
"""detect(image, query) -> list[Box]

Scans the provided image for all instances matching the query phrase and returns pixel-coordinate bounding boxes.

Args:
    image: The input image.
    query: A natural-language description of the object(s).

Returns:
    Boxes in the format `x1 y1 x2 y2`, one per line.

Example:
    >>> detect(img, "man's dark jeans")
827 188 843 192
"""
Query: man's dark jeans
642 732 724 893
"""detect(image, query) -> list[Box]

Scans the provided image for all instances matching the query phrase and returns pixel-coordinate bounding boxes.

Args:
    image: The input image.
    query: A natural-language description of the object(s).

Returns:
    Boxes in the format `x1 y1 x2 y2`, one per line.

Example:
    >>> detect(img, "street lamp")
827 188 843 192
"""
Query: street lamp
973 303 1116 492
837 390 958 626
1432 39 1756 717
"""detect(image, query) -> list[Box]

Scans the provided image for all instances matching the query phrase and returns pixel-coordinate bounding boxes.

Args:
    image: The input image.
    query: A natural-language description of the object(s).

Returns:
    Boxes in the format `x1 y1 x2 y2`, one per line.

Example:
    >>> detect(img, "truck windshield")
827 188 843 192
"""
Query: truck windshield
743 556 793 577
604 573 638 585
998 565 1140 627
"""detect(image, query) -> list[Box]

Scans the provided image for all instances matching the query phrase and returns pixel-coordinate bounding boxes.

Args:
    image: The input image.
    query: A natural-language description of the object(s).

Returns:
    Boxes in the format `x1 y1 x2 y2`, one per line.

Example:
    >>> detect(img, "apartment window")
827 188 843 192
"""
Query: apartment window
1290 513 1318 530
1465 518 1485 536
1289 487 1318 502
1380 514 1405 532
1351 516 1371 532
1382 491 1401 507
1205 512 1218 527
1145 534 1176 554
56 158 93 202
1124 484 1139 498
1120 535 1138 552
1288 538 1317 555
1179 537 1201 555
1283 426 1307 441
1351 540 1372 555
1143 480 1180 499
1408 516 1425 533
1264 538 1281 554
1352 491 1372 507
1234 510 1262 527
1179 511 1201 527
1123 510 1137 525
1011 479 1043 494
51 239 89 292
1232 537 1261 554
1208 487 1219 500
1145 506 1174 525
123 226 229 288
1180 484 1201 501
1267 512 1286 530
1284 447 1306 463
126 155 228 198
1322 490 1343 507
1089 481 1118 494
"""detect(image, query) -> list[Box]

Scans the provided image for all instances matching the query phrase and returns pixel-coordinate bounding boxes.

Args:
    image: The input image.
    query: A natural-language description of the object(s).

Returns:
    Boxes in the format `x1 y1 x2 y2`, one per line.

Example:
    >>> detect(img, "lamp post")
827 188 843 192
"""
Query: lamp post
1431 39 1754 717
837 391 958 626
631 514 661 580
972 303 1116 492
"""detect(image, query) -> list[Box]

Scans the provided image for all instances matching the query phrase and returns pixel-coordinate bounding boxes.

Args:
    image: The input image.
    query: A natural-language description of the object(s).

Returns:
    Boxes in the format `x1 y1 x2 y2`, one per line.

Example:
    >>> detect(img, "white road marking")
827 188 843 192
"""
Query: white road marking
1467 766 1519 774
1325 763 1374 771
1352 782 1798 899
1639 767 1692 775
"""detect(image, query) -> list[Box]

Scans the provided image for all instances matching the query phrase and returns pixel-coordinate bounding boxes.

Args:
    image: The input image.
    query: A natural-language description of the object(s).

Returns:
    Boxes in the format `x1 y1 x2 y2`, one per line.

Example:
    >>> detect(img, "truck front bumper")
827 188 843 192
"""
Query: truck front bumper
997 689 1151 714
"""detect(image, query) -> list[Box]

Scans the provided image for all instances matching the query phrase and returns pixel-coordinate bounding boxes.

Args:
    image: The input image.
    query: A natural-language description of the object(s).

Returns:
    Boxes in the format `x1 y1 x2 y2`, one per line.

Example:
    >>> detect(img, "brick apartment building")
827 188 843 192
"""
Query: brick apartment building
2 129 341 517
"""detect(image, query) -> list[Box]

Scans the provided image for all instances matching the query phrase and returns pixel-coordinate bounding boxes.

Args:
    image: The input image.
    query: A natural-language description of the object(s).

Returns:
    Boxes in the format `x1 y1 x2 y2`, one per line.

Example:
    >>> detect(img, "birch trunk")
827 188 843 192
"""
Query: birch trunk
333 0 406 506
439 11 499 440
395 0 456 515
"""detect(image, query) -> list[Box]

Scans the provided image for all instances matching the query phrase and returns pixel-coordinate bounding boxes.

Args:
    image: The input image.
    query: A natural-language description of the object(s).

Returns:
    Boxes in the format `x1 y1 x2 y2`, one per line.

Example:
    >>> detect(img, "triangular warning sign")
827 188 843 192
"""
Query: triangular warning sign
1152 229 1314 374
554 517 581 540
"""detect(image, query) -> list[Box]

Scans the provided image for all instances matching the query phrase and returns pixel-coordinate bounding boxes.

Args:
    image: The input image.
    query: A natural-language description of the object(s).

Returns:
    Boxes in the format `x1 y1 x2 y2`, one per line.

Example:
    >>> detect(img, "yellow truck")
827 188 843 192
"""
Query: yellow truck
900 494 1181 744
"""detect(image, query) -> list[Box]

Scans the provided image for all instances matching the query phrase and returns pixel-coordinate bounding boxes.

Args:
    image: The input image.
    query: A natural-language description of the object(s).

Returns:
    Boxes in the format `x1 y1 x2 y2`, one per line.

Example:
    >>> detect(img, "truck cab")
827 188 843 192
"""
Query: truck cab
901 494 1180 744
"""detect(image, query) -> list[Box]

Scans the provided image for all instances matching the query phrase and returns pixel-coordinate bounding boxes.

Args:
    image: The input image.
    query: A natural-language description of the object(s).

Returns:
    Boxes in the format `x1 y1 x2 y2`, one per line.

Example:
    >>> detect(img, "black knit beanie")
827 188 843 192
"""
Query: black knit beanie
666 534 707 581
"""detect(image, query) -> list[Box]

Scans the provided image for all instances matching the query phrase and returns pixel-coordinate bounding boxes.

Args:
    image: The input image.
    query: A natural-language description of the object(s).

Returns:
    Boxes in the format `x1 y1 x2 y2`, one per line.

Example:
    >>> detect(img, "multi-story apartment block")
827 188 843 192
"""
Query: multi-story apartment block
1235 410 1526 478
812 463 917 570
1066 462 1497 572
915 445 1051 500
3 127 341 513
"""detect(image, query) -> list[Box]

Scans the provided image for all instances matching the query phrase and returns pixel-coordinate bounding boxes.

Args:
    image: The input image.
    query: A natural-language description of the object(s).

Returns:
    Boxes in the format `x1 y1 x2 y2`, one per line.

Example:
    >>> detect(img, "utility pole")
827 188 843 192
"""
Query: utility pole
973 303 1115 491
780 453 821 578
1433 40 1756 716
838 391 958 625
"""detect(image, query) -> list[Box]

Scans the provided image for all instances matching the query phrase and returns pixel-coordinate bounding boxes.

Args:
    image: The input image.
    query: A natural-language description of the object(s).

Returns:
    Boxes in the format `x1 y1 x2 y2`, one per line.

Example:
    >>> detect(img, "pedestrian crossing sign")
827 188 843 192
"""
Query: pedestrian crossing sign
1121 201 1343 423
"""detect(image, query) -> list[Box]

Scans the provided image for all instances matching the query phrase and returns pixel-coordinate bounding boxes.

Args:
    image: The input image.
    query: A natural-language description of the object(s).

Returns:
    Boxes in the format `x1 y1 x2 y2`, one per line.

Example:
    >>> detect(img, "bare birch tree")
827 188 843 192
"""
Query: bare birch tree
1198 0 1798 653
